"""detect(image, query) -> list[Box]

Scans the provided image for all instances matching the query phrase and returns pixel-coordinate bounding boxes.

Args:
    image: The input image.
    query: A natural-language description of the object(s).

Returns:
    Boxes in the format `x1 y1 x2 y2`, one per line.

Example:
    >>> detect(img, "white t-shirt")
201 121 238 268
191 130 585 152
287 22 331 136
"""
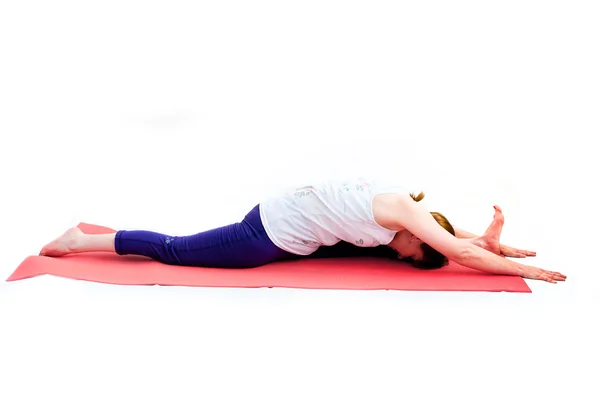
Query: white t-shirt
259 177 410 255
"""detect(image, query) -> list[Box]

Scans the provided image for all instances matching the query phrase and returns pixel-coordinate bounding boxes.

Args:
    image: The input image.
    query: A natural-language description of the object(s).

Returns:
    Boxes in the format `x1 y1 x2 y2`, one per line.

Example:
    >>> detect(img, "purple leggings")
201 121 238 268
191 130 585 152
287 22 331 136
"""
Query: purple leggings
114 204 295 268
114 204 400 268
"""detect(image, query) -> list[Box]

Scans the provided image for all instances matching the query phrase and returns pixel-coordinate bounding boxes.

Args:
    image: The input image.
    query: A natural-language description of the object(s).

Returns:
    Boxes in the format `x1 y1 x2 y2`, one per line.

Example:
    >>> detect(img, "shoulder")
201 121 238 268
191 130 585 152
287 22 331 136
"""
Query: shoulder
372 193 414 230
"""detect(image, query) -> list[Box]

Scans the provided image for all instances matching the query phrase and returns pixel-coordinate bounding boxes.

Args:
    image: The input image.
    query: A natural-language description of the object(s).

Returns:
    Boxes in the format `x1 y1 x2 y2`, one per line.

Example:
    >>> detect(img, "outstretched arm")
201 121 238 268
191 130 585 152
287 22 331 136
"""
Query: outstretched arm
388 195 564 283
453 222 536 258
453 227 477 239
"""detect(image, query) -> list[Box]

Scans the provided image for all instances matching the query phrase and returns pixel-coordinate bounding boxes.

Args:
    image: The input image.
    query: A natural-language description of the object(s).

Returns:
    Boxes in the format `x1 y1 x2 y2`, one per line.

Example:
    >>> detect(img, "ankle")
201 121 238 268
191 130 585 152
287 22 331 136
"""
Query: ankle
66 234 84 252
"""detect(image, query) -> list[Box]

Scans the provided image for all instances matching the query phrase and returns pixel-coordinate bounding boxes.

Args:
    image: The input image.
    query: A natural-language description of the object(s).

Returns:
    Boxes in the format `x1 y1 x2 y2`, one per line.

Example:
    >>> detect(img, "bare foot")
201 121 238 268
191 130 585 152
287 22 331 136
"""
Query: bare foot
39 227 84 257
471 206 504 255
483 205 504 242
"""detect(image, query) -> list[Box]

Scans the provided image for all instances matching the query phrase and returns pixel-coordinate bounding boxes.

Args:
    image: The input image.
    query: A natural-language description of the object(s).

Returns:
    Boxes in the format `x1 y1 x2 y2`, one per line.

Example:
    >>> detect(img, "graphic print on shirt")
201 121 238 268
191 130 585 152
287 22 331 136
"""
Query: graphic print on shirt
355 238 381 247
294 186 316 198
356 178 371 191
342 178 371 191
259 177 403 255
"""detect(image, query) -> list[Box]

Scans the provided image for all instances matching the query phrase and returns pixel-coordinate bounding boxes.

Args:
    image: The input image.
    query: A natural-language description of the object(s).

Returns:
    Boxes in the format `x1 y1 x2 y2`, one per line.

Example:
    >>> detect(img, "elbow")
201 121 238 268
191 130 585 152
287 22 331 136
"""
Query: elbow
453 244 478 265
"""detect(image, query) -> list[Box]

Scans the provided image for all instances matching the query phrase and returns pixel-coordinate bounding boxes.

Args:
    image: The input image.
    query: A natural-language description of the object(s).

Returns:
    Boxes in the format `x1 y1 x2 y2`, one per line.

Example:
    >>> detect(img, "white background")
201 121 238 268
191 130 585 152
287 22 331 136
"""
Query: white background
1 1 599 400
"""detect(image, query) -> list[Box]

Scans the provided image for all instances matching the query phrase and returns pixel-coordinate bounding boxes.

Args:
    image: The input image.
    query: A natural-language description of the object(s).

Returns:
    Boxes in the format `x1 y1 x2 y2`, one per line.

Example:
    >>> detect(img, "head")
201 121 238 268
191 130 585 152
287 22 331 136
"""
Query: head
388 192 456 269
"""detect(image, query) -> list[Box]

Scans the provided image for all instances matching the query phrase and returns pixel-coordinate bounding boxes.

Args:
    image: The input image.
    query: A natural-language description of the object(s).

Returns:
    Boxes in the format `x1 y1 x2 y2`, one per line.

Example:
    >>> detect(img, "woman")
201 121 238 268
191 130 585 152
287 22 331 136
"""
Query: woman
40 177 566 284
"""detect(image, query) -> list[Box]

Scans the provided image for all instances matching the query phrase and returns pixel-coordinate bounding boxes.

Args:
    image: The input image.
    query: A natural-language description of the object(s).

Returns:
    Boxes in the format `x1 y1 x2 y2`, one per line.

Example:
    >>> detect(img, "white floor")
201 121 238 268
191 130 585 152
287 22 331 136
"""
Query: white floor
1 1 599 400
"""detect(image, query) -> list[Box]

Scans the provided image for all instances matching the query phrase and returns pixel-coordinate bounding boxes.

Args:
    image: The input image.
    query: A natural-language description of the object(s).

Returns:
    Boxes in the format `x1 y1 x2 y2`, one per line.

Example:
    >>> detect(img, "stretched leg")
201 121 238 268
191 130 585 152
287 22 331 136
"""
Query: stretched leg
39 205 294 268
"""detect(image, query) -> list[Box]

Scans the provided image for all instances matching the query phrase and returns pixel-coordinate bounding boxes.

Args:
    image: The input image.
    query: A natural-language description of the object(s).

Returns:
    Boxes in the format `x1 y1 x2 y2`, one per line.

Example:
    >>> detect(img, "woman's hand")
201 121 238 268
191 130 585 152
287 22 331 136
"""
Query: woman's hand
378 194 567 284
500 244 536 258
463 206 536 258
520 265 567 283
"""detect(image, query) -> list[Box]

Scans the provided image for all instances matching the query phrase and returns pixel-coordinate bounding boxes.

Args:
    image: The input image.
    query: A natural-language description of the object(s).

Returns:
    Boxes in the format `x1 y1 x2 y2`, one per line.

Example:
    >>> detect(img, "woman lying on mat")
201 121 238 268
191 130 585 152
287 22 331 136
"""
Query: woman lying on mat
39 177 566 284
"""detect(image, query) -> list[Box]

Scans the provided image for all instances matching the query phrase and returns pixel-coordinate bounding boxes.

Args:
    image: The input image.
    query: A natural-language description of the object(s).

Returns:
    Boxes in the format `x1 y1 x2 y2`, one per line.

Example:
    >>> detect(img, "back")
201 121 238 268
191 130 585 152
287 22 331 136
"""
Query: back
259 177 409 255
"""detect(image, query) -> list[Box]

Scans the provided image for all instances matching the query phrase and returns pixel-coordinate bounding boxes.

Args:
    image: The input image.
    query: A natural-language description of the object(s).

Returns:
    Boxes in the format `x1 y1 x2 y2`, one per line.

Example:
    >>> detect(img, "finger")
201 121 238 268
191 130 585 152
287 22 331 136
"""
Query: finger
544 271 566 281
545 269 567 278
540 273 557 283
516 249 535 256
514 249 535 256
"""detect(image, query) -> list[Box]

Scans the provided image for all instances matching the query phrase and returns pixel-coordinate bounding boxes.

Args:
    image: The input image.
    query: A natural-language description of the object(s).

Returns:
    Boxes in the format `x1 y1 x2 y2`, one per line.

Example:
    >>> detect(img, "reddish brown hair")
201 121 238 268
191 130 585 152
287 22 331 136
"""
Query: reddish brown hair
409 192 456 269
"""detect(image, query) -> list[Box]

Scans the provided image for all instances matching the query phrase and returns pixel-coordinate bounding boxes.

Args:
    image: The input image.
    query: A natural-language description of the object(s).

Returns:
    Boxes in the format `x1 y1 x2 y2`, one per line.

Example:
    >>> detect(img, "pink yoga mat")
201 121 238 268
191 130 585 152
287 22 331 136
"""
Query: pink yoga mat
6 223 532 292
